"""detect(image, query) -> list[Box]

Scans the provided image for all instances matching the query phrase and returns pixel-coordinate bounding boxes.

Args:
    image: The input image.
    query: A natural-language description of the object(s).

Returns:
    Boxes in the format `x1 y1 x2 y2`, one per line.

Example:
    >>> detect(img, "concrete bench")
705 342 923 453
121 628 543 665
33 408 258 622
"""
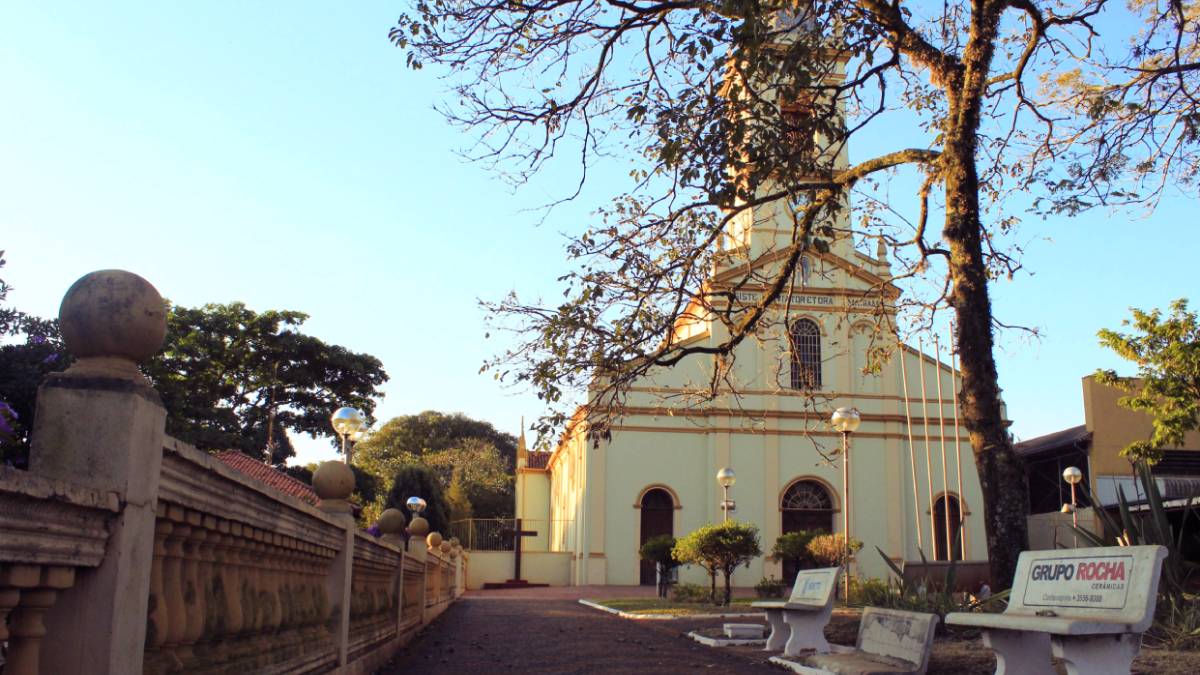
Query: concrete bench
752 566 840 655
774 607 939 675
945 544 1167 675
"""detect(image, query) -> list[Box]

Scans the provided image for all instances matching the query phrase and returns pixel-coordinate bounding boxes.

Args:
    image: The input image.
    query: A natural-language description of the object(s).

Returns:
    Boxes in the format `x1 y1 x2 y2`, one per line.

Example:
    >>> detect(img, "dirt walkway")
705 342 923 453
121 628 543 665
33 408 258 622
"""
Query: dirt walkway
381 589 1196 674
379 595 778 674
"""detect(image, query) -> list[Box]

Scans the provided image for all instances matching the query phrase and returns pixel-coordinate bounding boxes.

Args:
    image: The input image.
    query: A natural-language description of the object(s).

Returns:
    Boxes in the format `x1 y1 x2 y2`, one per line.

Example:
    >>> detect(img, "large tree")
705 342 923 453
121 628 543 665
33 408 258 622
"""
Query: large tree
1097 298 1200 465
355 411 516 518
144 302 389 463
391 1 1196 584
0 293 388 466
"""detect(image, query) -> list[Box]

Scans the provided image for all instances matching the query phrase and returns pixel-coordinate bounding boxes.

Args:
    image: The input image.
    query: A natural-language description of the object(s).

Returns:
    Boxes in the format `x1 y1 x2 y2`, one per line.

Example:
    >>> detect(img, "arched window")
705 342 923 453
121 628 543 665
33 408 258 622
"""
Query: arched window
790 319 822 389
932 495 963 561
781 480 834 533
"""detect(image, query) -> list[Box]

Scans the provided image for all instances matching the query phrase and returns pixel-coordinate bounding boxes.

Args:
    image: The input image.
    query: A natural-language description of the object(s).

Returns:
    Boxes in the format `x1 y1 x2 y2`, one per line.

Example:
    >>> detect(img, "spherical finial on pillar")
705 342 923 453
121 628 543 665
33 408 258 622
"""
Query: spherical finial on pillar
378 508 407 545
58 270 167 381
407 516 429 537
426 532 443 550
313 460 356 516
439 540 452 554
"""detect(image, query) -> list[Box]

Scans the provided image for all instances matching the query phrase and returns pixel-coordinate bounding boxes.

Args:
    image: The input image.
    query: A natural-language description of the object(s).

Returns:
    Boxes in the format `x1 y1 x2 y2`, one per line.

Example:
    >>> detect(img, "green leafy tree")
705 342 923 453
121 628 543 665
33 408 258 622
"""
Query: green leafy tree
674 521 762 606
444 468 475 522
0 292 388 467
1097 299 1200 465
0 252 71 467
771 530 820 579
673 528 720 605
806 533 863 568
383 464 449 535
392 0 1197 587
144 302 388 464
355 412 516 518
639 534 680 598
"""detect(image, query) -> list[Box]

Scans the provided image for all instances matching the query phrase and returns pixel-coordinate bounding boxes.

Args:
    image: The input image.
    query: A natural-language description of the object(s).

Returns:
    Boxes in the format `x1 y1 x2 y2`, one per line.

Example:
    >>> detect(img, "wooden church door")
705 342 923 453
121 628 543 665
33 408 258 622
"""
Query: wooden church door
639 488 674 585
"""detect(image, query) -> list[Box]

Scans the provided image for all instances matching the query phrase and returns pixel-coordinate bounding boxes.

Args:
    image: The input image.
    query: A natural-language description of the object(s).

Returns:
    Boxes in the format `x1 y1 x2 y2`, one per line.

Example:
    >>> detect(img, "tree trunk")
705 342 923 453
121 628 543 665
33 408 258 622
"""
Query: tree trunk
939 16 1031 587
722 570 733 607
709 569 717 605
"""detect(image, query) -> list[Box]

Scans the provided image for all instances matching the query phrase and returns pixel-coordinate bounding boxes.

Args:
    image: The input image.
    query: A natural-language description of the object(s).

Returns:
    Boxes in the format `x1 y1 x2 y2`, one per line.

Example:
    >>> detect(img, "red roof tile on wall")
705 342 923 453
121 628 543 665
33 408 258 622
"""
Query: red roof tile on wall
215 451 320 506
525 452 552 470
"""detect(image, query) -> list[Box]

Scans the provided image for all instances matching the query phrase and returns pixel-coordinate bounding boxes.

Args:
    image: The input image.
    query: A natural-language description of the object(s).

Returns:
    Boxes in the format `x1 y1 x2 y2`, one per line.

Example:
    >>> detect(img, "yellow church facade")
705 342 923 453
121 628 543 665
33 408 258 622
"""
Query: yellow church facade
517 222 993 588
516 19 993 588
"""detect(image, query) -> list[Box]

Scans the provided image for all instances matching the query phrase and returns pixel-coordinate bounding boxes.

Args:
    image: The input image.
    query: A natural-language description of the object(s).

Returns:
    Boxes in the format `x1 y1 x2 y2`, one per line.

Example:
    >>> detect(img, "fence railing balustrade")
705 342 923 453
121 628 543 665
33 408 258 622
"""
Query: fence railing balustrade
0 269 466 675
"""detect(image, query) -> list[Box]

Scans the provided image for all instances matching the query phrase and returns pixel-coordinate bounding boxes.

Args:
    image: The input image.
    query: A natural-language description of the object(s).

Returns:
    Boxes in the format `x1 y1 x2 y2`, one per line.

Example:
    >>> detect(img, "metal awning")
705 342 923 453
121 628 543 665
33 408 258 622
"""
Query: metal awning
1094 474 1200 509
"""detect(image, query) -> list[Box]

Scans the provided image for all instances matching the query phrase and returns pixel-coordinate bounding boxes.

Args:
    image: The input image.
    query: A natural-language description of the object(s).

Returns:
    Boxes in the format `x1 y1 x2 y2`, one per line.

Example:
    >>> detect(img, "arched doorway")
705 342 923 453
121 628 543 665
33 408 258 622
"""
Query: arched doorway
780 480 834 583
639 488 675 585
932 494 963 561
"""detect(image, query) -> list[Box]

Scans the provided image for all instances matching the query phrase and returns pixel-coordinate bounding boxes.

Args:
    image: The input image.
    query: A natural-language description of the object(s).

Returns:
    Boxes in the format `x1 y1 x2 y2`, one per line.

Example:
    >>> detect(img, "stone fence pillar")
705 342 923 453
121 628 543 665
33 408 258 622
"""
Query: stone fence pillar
29 270 168 675
314 459 357 666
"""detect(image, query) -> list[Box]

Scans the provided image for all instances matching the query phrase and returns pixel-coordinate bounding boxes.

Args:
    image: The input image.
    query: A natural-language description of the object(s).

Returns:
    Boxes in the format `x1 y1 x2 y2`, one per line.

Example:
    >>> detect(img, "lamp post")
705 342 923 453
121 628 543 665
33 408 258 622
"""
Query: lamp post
406 496 429 538
330 406 366 464
717 467 736 523
1062 466 1083 547
831 406 861 599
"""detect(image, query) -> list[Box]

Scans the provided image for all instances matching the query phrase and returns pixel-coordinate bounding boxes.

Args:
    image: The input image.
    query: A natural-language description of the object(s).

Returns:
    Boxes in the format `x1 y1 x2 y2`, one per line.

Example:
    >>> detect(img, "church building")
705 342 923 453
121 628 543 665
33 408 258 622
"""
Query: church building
515 18 993 588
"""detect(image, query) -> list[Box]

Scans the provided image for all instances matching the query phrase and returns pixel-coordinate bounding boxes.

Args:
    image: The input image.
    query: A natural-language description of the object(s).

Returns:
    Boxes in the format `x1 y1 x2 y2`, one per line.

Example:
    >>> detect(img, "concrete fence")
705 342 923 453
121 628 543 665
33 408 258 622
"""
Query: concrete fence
0 270 464 675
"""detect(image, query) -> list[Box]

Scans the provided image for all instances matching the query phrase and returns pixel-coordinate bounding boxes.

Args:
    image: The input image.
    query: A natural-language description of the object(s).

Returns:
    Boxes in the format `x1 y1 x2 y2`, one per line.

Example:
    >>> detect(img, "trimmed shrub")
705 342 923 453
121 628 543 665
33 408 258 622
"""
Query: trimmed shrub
806 533 863 567
674 521 762 606
639 534 680 598
669 582 711 604
755 576 786 599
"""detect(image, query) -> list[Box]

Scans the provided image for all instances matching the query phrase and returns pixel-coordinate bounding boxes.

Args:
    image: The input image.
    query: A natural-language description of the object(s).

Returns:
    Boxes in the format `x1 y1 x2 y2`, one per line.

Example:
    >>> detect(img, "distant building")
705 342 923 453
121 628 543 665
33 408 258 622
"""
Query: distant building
1017 376 1200 552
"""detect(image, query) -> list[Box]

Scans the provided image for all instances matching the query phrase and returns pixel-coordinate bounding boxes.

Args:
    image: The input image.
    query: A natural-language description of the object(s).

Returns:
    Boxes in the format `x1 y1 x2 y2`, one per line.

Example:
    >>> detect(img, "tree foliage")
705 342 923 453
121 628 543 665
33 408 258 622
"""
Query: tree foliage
1097 298 1200 464
355 411 516 518
0 252 71 467
806 533 863 567
383 464 450 534
674 521 762 605
0 281 388 467
143 302 388 464
444 468 475 522
770 530 821 571
639 534 681 597
391 0 1197 585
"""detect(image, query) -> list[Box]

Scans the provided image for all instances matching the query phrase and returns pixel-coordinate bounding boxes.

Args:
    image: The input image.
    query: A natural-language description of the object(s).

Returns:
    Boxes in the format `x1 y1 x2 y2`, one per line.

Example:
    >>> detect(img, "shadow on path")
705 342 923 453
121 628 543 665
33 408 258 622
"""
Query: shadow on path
380 596 779 674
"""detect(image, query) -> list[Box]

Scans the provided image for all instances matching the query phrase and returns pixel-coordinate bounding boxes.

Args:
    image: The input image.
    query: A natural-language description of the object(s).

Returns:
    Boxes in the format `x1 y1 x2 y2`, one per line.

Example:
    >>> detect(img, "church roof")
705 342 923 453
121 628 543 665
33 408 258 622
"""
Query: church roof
215 450 320 505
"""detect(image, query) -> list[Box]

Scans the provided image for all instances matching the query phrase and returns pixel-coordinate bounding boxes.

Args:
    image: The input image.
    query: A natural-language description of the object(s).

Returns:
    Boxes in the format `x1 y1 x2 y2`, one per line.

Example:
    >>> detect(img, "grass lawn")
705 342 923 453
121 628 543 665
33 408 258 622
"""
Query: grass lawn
588 597 761 616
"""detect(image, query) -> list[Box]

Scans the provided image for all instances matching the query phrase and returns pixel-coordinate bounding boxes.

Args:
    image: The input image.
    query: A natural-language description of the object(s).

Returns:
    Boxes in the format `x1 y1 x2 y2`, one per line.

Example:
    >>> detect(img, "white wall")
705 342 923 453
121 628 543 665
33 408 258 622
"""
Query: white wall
465 551 573 589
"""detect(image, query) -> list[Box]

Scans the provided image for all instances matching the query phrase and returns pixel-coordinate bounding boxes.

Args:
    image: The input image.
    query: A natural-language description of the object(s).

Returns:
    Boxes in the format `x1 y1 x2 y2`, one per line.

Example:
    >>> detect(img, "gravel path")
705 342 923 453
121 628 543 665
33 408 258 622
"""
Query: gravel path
380 597 780 674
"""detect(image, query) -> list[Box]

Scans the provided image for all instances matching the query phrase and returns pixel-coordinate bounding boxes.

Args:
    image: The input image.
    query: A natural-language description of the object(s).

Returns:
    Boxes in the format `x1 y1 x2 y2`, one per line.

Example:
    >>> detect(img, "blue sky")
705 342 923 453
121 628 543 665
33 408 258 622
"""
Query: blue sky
2 2 1195 465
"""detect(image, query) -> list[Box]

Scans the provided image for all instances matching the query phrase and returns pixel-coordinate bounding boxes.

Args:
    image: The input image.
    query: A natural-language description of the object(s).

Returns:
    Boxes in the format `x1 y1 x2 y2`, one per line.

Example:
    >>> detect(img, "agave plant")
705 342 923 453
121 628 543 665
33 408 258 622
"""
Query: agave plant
873 524 1009 624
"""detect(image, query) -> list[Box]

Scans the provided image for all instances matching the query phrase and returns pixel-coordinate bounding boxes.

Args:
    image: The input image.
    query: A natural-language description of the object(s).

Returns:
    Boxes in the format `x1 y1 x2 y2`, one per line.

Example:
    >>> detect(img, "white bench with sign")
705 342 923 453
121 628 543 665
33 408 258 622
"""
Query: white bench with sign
945 544 1168 675
752 567 840 656
771 607 939 675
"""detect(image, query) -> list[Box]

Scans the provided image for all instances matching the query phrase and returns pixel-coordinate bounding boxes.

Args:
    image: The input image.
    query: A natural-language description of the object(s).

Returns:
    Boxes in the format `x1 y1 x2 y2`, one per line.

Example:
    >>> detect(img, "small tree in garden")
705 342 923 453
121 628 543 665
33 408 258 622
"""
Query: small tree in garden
639 535 680 598
674 522 762 606
673 527 719 604
807 534 863 569
771 531 820 581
